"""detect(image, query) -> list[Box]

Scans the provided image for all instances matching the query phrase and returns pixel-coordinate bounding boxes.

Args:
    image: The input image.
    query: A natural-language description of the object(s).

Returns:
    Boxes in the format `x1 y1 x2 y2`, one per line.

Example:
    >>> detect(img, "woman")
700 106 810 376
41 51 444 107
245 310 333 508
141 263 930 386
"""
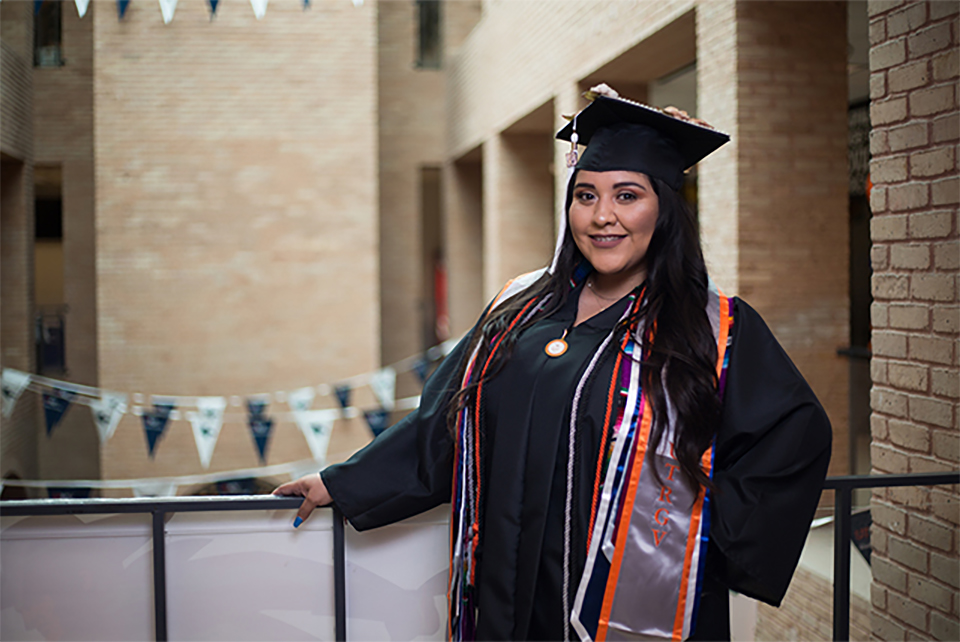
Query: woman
275 89 832 641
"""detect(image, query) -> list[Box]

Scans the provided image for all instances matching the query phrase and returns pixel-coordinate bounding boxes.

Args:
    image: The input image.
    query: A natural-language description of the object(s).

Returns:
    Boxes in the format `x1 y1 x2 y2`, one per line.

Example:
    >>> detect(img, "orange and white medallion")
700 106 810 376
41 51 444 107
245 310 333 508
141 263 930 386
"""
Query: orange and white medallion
544 330 569 358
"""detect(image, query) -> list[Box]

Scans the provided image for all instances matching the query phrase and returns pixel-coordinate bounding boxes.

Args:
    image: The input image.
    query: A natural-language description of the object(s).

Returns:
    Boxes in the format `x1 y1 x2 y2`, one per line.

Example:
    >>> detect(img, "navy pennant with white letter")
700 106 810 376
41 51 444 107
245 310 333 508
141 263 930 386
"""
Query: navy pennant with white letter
334 385 351 411
142 403 175 457
247 398 273 463
364 408 389 437
42 389 75 436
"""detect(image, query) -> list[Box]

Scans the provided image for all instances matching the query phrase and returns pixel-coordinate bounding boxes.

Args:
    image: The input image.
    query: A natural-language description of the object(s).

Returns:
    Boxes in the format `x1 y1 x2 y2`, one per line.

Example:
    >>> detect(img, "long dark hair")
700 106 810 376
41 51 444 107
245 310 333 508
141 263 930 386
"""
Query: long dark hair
447 172 721 493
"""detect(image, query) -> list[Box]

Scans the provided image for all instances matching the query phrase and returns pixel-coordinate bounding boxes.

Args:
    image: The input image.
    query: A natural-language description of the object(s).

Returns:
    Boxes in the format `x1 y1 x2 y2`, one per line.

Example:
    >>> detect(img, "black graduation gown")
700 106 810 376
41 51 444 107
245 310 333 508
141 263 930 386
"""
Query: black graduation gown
322 288 832 641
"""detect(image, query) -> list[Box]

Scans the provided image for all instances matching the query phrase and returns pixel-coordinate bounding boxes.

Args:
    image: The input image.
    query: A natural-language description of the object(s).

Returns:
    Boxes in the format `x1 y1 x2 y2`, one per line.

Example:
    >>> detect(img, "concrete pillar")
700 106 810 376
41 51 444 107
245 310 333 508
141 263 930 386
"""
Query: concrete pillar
697 0 850 475
482 132 555 301
378 0 446 366
443 155 484 337
696 0 740 295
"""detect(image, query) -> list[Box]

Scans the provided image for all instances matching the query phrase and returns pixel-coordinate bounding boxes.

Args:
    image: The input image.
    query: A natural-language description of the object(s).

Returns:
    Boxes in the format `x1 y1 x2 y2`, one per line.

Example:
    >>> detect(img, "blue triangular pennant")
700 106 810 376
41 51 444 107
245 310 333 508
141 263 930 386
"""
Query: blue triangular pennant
248 415 274 463
47 487 91 499
246 398 269 418
334 385 351 410
42 390 75 436
142 403 175 458
413 358 429 384
364 408 390 437
117 0 130 18
207 0 218 16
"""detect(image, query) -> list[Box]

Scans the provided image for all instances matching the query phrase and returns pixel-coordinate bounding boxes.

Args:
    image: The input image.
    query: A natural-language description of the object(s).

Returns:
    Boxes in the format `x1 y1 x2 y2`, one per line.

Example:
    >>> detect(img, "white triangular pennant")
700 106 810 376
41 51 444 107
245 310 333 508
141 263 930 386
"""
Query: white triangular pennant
351 0 363 6
90 392 128 442
294 409 337 464
1 369 32 419
132 481 178 498
187 397 226 469
75 0 91 17
287 386 315 413
369 367 396 411
158 0 178 23
250 0 268 19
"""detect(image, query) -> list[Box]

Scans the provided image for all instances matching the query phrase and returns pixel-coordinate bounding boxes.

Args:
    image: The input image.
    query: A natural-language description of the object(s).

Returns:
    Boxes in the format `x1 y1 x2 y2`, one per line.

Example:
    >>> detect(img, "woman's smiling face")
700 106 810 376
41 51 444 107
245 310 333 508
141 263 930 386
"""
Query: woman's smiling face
568 170 660 285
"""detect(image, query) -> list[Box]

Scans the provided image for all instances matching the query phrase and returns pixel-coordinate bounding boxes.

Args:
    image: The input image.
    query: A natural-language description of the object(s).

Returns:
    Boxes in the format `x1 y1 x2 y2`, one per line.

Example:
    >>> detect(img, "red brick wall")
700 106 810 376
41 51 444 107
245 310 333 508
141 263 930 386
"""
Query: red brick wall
867 1 959 639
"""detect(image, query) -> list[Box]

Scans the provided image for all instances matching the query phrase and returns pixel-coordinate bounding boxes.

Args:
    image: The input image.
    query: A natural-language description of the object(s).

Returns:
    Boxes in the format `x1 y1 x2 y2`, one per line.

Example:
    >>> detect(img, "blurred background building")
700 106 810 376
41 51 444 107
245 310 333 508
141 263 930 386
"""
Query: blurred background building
0 0 956 639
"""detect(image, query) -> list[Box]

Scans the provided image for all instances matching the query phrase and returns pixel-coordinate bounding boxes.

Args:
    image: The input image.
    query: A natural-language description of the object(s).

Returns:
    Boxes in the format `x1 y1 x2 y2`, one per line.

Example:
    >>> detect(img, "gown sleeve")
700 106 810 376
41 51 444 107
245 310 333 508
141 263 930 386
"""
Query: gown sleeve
709 298 832 606
320 331 474 531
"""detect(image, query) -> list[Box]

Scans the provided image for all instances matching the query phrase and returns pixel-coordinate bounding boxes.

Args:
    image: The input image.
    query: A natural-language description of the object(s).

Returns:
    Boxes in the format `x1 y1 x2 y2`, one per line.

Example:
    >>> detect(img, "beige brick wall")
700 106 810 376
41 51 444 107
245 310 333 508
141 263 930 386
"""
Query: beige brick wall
1 0 33 162
481 131 554 299
445 0 696 160
34 0 101 481
696 0 740 295
867 1 959 639
756 566 871 641
92 0 380 481
443 154 483 337
0 0 39 488
378 1 445 369
734 1 851 476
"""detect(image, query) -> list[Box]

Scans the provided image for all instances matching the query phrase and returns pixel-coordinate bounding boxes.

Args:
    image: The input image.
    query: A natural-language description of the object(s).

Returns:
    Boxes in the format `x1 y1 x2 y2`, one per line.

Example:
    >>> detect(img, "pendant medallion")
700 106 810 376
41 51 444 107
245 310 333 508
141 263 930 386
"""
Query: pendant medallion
545 338 569 358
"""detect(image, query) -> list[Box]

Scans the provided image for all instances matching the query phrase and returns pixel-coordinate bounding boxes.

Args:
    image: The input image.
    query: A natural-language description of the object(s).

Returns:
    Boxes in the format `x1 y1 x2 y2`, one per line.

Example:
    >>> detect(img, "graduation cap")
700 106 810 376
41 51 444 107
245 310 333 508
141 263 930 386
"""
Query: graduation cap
555 91 730 191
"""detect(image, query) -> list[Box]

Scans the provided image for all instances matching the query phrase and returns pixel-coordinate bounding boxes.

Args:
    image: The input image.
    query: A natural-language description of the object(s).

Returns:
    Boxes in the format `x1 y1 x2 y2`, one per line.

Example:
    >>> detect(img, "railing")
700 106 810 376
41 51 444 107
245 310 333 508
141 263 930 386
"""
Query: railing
0 496 346 642
2 472 958 642
823 471 960 642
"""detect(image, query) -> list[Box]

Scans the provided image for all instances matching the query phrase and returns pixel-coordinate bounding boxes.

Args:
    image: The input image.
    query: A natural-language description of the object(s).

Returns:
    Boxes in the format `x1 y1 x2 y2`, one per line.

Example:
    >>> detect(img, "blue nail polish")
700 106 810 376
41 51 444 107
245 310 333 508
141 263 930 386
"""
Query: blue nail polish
293 516 303 528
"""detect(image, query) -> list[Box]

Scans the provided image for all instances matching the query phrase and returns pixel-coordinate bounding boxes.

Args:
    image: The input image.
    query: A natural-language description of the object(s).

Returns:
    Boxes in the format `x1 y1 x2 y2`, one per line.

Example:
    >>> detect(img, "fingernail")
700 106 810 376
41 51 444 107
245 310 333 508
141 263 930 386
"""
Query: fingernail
293 516 303 528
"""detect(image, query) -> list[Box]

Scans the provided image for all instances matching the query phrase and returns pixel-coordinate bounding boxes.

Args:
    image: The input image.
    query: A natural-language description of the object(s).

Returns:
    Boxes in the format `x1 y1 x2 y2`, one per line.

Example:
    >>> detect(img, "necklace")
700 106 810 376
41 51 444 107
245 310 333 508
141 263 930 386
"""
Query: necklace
544 328 569 358
586 278 624 302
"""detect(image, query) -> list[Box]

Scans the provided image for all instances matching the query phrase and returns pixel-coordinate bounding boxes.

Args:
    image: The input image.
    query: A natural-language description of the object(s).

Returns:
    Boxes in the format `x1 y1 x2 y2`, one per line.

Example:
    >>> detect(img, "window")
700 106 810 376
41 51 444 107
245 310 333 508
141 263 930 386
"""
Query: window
34 1 64 68
416 0 441 69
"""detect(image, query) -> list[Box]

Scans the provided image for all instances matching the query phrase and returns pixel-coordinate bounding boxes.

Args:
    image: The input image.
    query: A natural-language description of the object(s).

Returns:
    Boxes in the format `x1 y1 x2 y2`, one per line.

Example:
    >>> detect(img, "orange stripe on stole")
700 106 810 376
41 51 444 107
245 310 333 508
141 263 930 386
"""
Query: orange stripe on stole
595 394 654 642
671 294 730 640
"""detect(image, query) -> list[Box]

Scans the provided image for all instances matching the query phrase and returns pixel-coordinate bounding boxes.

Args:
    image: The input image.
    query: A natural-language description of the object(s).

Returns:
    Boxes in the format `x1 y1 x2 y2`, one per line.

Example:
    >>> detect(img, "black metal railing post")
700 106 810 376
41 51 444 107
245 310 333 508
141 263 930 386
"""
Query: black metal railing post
152 509 168 642
333 506 347 642
832 486 851 642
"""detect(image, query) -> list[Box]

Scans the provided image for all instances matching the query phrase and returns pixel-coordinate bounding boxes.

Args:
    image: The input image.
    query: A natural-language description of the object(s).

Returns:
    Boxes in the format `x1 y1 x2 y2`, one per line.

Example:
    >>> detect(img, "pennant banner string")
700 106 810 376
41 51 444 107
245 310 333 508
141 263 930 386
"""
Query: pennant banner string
10 335 457 411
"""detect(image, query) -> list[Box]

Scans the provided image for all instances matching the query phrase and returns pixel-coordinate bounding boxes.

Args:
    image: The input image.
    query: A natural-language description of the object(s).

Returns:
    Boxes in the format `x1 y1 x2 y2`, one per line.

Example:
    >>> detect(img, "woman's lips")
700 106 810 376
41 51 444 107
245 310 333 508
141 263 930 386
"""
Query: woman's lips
590 234 626 248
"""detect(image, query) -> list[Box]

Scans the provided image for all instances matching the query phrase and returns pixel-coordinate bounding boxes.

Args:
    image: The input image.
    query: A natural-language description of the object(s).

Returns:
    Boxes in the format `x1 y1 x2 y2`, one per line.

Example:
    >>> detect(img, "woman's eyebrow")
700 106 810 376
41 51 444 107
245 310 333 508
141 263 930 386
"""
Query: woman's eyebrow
613 182 647 190
573 182 596 190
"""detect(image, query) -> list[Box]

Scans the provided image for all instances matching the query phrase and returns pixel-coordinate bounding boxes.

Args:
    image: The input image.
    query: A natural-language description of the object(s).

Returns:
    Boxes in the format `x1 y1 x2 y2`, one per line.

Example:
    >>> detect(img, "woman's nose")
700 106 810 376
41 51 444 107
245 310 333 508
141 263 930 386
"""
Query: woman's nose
594 197 615 225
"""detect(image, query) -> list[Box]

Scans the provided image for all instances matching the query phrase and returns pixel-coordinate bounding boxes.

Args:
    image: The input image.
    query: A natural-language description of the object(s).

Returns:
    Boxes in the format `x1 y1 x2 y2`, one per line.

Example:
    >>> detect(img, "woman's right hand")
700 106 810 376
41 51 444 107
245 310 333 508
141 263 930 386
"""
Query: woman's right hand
272 473 332 527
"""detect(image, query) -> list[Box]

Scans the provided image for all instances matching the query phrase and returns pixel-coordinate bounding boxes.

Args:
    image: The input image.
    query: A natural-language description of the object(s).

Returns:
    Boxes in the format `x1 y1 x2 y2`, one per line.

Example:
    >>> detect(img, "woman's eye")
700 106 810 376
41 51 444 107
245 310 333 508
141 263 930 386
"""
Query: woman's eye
616 192 638 202
575 192 595 203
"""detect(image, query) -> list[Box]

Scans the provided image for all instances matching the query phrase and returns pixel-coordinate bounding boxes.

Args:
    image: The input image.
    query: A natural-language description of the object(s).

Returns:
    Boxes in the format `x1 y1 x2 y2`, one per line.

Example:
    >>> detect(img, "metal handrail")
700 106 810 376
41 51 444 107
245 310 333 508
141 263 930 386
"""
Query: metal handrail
0 496 345 642
3 472 959 641
823 472 960 641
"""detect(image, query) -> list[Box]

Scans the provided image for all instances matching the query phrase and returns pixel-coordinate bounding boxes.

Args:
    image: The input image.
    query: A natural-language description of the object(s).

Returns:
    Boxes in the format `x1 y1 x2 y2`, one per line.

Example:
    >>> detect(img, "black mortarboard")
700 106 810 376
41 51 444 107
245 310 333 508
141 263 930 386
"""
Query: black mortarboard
555 94 730 191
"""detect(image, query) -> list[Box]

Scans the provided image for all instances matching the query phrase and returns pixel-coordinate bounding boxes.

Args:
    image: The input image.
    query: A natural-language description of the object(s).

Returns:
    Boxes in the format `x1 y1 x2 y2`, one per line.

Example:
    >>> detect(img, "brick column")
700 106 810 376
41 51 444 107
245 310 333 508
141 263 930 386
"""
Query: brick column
867 1 959 640
697 0 851 475
0 0 40 487
443 155 484 337
482 132 555 301
695 0 740 295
